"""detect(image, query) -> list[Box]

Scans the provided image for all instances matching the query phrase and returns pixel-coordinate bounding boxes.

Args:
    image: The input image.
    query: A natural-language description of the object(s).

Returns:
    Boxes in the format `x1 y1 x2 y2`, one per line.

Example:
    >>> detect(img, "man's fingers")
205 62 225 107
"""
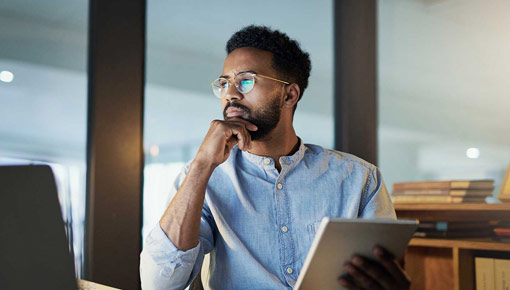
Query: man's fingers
338 274 363 290
227 125 251 151
225 137 238 153
231 121 254 150
374 246 411 288
239 121 258 132
228 127 245 150
223 118 258 150
351 256 395 290
225 117 258 131
343 262 384 290
211 118 254 151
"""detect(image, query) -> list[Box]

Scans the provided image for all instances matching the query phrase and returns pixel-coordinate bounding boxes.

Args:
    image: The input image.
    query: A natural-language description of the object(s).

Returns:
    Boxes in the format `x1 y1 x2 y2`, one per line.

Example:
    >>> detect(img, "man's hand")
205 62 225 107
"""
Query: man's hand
195 117 258 168
338 246 411 290
159 117 257 250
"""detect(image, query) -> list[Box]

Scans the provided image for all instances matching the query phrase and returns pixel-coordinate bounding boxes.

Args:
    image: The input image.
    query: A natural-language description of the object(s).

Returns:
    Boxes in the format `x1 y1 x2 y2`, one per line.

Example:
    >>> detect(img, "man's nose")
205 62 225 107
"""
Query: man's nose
225 82 243 102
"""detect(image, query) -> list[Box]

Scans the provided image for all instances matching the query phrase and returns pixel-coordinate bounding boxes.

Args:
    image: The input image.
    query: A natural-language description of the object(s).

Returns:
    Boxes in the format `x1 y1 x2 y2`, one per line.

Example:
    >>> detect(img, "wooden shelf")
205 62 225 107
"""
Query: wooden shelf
409 238 510 251
396 204 510 290
394 203 510 221
394 203 510 211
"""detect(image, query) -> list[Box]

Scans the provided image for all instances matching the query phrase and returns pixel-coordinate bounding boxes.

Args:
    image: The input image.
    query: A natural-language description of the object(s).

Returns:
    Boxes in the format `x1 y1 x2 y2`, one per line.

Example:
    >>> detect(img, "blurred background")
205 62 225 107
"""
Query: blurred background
1 0 509 277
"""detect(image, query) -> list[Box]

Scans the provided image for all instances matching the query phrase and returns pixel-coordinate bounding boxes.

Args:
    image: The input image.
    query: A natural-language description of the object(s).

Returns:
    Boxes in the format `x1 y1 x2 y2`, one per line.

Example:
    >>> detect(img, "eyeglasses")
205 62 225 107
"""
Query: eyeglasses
210 72 289 99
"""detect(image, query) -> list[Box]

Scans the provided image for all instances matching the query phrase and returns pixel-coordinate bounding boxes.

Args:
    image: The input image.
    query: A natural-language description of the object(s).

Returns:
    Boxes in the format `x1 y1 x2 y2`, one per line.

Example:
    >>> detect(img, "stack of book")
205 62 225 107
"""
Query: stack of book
392 179 494 204
414 221 498 238
475 257 510 290
494 227 510 242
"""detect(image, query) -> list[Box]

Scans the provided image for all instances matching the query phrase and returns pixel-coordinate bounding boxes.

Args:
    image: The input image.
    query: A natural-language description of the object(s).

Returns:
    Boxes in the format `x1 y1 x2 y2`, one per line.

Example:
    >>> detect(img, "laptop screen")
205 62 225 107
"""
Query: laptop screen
0 165 78 290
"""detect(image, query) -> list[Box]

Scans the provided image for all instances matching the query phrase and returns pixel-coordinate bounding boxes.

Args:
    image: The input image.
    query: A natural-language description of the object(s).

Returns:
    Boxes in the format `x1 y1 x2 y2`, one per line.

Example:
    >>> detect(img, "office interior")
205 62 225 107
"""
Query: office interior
1 0 509 289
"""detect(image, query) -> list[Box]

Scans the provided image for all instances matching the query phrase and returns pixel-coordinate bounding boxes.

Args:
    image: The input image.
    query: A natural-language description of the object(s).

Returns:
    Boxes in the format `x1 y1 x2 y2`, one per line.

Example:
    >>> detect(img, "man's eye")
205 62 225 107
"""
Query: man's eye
219 80 228 88
240 79 251 85
239 79 254 92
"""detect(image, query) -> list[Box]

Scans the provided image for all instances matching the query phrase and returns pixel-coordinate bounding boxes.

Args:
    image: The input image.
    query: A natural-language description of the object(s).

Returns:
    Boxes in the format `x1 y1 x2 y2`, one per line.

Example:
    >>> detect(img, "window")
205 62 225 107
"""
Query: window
377 0 510 198
0 0 88 276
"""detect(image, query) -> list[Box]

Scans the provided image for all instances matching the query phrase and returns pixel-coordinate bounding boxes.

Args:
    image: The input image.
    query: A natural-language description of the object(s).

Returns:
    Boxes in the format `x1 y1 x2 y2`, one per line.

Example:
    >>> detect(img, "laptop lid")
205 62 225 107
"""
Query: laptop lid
0 165 78 290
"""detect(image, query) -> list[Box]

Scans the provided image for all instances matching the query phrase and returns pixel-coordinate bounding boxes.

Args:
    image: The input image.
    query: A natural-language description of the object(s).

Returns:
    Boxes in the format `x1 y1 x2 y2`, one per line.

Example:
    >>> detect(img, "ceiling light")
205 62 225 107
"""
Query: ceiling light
0 71 14 83
466 148 480 159
149 145 160 157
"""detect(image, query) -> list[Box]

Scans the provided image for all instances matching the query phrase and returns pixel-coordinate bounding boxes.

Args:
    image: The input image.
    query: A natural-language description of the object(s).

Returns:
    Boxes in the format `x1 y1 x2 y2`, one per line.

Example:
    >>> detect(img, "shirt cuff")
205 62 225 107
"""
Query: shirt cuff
145 224 201 268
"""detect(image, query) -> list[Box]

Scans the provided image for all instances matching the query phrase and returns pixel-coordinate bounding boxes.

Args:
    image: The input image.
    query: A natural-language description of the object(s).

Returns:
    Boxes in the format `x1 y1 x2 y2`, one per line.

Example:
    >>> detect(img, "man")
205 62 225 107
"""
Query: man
140 25 410 290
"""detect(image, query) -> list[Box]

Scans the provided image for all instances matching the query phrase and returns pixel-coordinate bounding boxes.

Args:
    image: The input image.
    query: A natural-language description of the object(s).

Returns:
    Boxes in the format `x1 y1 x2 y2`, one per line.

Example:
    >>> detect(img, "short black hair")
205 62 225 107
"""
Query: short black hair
226 25 312 105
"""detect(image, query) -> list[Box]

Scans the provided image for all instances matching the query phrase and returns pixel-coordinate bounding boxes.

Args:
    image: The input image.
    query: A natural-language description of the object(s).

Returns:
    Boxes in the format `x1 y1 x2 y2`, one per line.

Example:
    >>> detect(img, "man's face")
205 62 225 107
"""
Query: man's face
220 47 285 140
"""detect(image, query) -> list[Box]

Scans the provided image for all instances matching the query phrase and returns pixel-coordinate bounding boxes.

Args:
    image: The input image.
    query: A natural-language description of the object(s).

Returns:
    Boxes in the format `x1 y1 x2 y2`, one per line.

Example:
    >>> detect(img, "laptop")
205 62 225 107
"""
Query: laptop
0 165 78 290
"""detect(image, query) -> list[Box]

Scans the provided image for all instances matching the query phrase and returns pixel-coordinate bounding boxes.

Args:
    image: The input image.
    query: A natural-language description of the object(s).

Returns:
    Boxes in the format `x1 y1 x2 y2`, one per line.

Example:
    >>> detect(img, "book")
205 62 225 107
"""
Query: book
418 221 496 232
476 257 495 290
392 195 487 204
499 163 510 202
393 180 494 192
475 258 510 290
392 188 494 197
414 229 492 238
495 259 510 290
494 228 510 237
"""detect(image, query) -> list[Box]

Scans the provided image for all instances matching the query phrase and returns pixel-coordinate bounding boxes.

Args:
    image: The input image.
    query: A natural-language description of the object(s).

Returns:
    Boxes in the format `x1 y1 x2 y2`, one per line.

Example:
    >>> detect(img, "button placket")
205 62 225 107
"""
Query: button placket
275 175 296 283
273 175 286 282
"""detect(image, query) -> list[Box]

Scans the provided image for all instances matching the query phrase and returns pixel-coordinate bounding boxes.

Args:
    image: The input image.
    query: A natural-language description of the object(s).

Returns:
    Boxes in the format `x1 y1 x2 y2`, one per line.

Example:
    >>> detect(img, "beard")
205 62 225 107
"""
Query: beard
223 94 282 141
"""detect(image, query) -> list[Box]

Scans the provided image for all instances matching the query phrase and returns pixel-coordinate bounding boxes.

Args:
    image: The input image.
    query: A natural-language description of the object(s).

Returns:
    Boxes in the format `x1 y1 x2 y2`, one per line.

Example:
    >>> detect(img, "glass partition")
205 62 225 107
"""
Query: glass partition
377 0 510 199
0 0 88 275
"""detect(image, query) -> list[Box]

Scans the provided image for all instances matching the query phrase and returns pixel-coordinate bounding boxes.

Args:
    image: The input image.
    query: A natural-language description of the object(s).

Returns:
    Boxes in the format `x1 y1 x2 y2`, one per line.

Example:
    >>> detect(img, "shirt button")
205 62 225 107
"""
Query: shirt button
264 158 271 164
286 267 293 274
281 226 288 232
277 183 283 190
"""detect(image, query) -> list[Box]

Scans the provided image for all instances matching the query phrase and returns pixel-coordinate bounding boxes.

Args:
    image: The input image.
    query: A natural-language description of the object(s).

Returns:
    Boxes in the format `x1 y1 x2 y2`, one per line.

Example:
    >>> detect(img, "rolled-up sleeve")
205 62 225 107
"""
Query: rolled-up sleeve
359 166 396 219
140 163 215 290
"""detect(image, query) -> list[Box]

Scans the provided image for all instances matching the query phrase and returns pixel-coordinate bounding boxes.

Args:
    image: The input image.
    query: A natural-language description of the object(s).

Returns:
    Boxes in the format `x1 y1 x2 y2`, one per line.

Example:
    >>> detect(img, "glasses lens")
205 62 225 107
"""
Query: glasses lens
236 73 255 94
212 78 228 98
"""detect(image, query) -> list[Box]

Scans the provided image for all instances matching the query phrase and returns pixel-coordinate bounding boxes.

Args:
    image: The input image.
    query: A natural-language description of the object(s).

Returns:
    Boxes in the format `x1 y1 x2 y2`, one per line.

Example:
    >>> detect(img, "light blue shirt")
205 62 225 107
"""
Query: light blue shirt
140 141 396 290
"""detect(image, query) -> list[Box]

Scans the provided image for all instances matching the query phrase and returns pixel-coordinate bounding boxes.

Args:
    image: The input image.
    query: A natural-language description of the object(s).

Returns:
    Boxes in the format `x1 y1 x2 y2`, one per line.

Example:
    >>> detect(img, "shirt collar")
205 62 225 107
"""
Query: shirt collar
239 138 307 168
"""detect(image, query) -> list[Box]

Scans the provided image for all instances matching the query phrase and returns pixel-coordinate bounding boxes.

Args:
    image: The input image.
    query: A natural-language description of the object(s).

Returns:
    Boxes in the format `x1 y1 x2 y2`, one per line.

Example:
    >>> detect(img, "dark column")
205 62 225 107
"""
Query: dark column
334 0 378 165
85 1 146 289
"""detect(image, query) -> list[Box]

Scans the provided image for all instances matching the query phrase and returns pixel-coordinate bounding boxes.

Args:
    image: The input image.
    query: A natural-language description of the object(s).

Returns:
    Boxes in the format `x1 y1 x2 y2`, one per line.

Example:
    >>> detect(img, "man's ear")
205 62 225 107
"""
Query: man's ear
283 83 300 109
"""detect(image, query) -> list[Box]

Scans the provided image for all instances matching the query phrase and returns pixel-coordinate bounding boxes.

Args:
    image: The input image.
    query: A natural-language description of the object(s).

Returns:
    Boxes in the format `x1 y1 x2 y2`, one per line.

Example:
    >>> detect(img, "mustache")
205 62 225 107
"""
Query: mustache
223 102 250 116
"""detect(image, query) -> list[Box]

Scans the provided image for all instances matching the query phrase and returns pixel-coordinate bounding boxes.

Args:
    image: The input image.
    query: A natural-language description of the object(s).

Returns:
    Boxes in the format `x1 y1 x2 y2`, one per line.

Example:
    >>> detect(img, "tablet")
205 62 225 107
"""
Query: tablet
294 217 418 290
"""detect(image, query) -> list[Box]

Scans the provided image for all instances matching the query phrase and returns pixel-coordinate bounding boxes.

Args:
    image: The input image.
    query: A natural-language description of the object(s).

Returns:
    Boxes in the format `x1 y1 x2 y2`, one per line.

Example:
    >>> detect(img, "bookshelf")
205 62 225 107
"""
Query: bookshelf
395 203 510 221
395 204 510 290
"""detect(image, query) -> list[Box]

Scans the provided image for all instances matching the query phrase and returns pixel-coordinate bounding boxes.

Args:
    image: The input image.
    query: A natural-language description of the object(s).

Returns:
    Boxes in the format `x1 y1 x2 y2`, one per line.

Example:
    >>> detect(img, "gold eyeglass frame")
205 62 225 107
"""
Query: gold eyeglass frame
210 73 290 99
